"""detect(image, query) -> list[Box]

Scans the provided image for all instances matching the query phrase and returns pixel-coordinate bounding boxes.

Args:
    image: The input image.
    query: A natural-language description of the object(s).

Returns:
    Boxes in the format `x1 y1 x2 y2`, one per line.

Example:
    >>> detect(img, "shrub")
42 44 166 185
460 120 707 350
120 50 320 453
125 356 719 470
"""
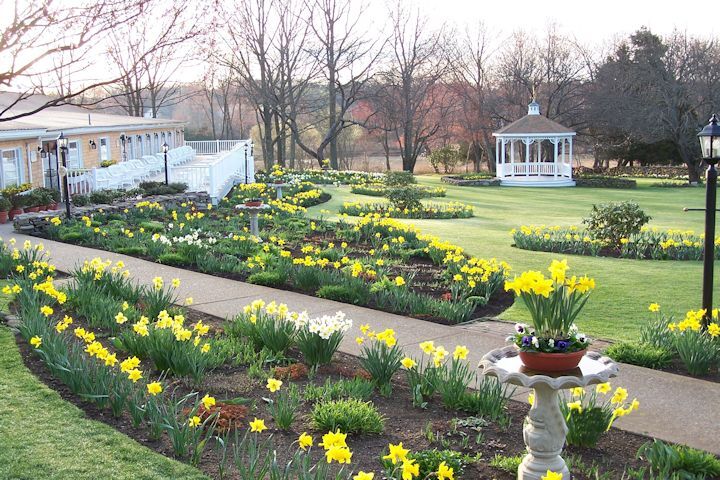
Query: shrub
637 439 720 479
428 145 462 173
158 252 191 265
0 196 10 211
575 176 637 189
316 284 368 305
59 230 85 242
226 300 297 355
71 194 89 206
384 185 424 211
248 271 286 288
604 342 674 369
89 189 122 205
582 201 651 247
311 398 384 434
138 181 188 195
139 221 165 233
403 449 468 479
384 171 416 186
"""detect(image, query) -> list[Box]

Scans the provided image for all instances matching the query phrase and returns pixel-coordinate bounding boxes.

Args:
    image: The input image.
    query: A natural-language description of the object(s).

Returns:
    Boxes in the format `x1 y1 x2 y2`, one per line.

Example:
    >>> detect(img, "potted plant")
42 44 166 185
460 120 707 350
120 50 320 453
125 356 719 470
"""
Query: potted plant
46 188 61 210
504 259 594 372
24 190 43 212
241 184 264 207
34 190 53 210
4 187 27 219
0 196 10 224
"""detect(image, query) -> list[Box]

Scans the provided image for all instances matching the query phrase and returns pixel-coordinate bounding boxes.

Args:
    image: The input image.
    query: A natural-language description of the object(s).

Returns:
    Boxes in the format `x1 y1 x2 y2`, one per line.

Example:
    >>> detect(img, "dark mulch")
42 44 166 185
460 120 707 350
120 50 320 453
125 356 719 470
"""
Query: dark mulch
13 304 653 480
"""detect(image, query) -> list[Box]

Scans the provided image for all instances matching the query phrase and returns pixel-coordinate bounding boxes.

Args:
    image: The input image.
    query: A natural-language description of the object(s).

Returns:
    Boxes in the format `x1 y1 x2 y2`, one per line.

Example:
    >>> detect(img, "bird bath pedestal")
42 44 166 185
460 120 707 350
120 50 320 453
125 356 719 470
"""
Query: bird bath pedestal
480 346 618 480
234 204 271 241
267 183 289 200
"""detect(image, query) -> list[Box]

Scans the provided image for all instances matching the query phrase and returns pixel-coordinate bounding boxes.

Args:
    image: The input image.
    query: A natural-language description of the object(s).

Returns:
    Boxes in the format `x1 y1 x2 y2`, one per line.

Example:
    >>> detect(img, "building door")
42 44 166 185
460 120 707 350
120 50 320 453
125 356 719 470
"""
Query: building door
42 141 60 190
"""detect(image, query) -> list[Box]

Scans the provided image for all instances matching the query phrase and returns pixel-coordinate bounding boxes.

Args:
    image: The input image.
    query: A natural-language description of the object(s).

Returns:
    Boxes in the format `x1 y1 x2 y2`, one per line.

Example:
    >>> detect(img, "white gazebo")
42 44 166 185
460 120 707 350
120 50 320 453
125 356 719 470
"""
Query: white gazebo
493 101 576 187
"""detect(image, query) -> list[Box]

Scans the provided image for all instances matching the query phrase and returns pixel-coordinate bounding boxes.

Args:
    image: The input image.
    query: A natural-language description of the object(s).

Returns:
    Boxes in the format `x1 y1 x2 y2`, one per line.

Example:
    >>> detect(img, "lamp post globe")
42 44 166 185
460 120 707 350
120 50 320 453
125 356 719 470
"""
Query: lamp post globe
162 142 169 185
56 132 71 218
697 114 720 328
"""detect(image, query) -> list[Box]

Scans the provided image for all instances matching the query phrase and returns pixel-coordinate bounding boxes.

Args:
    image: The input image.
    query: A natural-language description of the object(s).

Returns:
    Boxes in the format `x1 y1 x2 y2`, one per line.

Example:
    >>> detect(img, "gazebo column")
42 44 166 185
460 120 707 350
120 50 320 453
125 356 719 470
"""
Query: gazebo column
510 139 515 177
495 137 501 177
501 138 506 178
569 138 574 179
525 138 530 177
553 139 559 178
562 139 567 176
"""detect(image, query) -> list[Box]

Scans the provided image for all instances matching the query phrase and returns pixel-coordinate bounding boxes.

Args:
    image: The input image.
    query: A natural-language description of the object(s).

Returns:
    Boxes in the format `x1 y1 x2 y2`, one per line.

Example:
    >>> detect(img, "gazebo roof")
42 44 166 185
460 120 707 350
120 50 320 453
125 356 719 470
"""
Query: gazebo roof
494 101 575 136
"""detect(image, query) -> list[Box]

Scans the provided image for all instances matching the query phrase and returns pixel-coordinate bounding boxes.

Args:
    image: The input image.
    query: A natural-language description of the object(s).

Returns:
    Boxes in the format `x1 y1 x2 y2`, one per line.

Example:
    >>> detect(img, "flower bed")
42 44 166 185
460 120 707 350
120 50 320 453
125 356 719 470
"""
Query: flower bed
40 185 506 325
4 240 670 479
340 201 474 220
350 183 447 198
255 165 384 185
511 224 720 261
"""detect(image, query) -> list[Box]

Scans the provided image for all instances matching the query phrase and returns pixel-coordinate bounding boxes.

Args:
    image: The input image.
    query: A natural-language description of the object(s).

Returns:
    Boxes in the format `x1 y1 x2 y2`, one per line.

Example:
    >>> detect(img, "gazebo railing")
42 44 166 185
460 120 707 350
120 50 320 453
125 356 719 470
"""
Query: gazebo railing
498 162 571 177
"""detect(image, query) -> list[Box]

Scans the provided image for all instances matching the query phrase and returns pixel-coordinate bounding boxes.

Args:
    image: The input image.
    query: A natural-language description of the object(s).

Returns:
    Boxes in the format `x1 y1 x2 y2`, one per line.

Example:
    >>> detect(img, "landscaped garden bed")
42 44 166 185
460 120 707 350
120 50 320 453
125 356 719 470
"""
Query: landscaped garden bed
37 182 510 325
6 240 714 479
339 201 474 219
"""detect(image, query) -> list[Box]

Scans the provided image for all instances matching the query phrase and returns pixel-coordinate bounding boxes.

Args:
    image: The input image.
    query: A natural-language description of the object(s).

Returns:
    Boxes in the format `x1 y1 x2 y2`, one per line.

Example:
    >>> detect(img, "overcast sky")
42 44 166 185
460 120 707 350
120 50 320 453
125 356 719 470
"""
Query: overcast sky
410 0 717 45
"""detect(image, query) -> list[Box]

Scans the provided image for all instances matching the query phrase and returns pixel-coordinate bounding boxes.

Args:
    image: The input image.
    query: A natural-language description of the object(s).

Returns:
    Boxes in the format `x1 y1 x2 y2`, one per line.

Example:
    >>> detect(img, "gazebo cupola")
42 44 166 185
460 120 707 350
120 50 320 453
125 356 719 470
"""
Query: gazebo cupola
492 100 577 187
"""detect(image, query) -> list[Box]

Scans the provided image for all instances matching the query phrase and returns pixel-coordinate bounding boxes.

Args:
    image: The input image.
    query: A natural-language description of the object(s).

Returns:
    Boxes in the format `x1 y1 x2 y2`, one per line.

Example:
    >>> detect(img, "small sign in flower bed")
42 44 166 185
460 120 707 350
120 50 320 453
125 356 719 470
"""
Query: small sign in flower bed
340 201 474 220
39 184 509 325
5 242 682 479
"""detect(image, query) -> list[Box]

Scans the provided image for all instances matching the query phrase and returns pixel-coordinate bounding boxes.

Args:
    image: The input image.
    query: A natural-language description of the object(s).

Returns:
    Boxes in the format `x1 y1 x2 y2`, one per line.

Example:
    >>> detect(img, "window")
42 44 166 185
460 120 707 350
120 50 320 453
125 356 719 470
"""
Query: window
99 137 110 162
67 140 82 169
126 136 134 159
0 148 22 188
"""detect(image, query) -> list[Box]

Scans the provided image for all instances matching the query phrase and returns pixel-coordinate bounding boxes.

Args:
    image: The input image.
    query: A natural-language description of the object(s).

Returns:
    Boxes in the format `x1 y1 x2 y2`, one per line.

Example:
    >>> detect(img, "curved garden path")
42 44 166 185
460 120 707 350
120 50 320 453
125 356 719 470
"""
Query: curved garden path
2 223 718 455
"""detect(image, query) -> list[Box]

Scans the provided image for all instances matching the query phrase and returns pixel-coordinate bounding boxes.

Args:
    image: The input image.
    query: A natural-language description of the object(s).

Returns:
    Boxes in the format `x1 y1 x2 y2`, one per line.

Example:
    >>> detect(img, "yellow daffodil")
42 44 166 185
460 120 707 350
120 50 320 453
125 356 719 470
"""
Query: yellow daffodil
298 432 313 450
201 394 216 410
266 378 283 393
40 305 53 317
648 303 660 312
127 369 143 383
249 418 267 433
611 387 628 404
528 392 535 406
325 445 352 464
188 416 201 427
437 461 455 480
147 382 163 396
401 458 419 480
382 442 409 465
319 430 347 450
401 357 417 369
419 340 435 354
541 471 563 480
353 472 374 480
571 387 584 397
30 336 42 348
596 382 611 394
452 345 469 360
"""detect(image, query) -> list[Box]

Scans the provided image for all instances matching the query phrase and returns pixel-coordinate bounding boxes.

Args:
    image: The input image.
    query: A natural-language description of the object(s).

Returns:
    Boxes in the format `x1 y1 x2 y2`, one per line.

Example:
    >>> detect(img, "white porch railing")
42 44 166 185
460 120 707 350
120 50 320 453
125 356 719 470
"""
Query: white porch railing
184 140 245 155
497 162 572 177
170 140 254 203
66 168 95 196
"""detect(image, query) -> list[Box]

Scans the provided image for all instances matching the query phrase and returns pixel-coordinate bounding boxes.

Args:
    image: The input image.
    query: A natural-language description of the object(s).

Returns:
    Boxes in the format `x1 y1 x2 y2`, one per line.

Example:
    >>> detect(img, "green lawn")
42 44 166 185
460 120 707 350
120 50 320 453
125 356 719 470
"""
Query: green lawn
308 177 717 342
0 285 207 480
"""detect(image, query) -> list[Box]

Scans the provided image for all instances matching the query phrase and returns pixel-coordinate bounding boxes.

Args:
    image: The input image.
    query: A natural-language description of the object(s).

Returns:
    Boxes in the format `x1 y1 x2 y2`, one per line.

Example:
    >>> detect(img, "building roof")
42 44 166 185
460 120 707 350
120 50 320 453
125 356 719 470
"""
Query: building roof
0 91 184 140
493 101 575 136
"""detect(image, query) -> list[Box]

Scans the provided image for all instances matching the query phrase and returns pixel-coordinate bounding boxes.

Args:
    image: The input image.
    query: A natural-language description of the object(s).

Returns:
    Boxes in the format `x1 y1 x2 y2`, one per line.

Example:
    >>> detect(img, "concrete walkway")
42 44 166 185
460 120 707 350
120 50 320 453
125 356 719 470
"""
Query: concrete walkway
3 224 719 455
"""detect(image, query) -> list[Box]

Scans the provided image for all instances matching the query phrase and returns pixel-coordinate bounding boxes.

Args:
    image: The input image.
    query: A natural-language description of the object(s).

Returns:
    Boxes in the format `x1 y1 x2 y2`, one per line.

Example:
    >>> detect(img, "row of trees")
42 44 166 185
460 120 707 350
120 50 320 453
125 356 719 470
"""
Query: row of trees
3 0 720 180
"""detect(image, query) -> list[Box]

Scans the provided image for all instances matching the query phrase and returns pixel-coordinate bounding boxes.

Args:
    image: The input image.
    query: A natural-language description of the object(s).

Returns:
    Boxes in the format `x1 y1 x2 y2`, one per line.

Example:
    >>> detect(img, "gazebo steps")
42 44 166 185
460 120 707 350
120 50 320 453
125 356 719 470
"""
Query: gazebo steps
500 176 576 187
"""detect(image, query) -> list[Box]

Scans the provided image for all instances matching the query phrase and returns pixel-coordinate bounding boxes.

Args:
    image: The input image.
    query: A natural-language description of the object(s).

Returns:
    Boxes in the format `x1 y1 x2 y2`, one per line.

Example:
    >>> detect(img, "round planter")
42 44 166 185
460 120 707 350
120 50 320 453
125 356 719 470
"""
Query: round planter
0 211 8 224
519 348 587 372
9 208 23 220
25 206 40 213
244 201 262 207
48 202 59 210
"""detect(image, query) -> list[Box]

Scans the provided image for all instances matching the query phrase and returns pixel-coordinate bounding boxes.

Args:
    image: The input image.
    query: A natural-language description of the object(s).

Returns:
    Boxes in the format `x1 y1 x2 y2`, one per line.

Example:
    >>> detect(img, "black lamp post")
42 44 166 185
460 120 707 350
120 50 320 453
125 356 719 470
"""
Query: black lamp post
244 143 249 184
57 132 71 218
697 114 720 328
162 142 169 185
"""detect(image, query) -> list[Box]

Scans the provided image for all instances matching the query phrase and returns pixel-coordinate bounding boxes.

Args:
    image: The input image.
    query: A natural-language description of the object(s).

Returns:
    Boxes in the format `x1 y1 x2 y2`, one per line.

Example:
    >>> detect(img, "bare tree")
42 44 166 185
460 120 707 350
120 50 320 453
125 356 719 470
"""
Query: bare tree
451 23 499 172
103 0 205 118
294 0 381 168
382 4 454 172
0 0 152 121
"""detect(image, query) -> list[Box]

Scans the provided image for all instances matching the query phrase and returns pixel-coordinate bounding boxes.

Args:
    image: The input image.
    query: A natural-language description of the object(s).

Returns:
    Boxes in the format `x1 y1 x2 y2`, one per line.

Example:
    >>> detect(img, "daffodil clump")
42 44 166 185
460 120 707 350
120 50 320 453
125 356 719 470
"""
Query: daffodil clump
512 224 720 261
505 259 593 353
340 200 473 220
295 310 353 368
357 325 404 395
648 305 720 376
254 165 383 186
559 383 639 447
381 442 459 480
